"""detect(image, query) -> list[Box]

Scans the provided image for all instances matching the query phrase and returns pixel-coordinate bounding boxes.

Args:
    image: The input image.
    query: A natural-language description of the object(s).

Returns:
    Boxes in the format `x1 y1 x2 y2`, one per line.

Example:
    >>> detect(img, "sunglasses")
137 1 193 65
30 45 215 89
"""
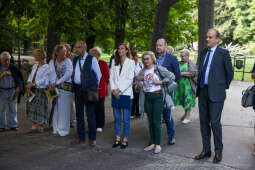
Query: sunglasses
142 57 150 61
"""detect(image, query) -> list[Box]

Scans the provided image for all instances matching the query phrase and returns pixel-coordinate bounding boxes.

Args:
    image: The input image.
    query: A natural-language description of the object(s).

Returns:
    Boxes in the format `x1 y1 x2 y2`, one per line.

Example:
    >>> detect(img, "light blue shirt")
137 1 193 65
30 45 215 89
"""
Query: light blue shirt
204 45 217 84
74 52 102 85
156 52 167 66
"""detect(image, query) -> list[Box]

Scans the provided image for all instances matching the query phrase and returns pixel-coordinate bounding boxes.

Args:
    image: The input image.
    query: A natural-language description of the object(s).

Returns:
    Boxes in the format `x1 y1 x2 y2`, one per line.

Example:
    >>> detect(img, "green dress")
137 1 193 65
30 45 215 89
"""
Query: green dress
174 62 196 110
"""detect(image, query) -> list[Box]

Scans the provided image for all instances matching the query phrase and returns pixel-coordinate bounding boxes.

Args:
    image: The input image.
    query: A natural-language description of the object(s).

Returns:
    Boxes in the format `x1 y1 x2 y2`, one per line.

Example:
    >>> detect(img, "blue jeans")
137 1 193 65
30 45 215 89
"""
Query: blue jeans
0 89 18 128
163 108 175 139
113 107 131 138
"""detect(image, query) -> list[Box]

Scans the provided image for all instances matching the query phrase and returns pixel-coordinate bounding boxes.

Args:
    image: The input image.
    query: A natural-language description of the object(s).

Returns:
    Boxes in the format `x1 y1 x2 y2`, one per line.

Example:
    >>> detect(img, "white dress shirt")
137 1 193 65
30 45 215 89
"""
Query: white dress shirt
27 63 50 88
204 45 217 85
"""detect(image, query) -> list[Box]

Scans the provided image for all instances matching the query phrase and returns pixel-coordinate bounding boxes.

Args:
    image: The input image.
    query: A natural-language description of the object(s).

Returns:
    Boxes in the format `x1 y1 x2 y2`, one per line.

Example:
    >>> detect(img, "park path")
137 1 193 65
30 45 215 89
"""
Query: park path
0 81 255 170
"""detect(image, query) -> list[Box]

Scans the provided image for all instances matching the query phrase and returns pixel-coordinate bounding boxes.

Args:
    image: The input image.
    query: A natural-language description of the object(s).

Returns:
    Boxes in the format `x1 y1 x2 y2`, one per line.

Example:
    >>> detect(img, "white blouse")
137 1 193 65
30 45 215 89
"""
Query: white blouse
27 63 50 88
48 58 73 85
110 58 135 98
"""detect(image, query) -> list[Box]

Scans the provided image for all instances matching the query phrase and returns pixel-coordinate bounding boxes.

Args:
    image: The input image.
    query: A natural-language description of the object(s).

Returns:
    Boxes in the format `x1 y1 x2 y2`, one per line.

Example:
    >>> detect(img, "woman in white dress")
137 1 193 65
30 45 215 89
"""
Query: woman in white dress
48 45 73 136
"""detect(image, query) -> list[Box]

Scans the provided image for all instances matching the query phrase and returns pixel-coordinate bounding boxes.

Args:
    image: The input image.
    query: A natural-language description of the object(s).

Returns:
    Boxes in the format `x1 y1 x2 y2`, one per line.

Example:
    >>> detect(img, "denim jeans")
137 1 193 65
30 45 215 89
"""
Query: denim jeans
163 108 175 139
0 89 18 128
113 107 131 138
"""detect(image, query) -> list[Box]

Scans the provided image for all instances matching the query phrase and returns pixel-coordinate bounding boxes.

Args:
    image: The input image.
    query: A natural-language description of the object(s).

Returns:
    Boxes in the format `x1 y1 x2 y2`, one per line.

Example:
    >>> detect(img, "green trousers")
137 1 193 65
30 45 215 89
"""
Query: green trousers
144 92 164 145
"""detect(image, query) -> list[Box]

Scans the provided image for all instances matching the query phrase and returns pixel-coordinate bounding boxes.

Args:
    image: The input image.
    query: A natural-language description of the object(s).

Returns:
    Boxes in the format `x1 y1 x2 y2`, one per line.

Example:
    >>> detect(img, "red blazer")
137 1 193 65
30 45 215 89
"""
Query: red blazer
98 60 110 98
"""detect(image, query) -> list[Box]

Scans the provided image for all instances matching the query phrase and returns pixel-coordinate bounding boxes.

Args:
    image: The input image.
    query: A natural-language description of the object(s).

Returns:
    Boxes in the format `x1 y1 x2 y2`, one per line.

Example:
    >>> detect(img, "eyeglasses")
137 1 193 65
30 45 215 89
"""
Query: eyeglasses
142 58 150 61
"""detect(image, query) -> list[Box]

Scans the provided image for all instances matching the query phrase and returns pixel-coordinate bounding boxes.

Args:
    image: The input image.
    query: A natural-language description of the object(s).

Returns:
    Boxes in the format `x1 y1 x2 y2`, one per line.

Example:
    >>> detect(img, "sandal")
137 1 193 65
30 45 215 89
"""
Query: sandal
120 141 128 149
112 140 121 148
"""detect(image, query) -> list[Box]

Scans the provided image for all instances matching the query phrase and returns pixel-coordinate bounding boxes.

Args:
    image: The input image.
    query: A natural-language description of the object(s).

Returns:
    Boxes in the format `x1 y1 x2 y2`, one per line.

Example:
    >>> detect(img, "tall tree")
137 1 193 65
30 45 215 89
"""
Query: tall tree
150 0 179 52
113 0 129 48
198 0 214 56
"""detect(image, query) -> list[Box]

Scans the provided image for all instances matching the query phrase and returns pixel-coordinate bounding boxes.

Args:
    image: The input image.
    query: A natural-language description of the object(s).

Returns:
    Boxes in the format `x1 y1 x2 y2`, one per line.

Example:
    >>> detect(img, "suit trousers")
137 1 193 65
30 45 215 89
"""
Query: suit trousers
74 85 96 141
198 86 224 154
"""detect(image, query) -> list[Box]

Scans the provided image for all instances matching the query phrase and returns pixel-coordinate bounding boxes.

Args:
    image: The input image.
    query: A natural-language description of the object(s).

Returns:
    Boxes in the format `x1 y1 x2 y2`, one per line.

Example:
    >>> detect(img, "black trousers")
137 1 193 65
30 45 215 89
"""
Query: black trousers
95 97 105 128
198 86 224 154
74 85 96 140
131 85 140 116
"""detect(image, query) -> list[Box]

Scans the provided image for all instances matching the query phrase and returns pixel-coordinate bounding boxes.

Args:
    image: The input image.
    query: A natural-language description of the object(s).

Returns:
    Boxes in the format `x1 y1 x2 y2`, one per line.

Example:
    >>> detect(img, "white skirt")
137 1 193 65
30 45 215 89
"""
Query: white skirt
52 89 71 136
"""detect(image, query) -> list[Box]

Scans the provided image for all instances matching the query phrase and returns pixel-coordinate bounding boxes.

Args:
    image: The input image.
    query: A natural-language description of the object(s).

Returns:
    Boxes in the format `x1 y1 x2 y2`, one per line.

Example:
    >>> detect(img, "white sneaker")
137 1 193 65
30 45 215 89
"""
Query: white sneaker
154 145 162 154
59 133 68 137
144 144 155 151
182 119 191 124
97 128 103 133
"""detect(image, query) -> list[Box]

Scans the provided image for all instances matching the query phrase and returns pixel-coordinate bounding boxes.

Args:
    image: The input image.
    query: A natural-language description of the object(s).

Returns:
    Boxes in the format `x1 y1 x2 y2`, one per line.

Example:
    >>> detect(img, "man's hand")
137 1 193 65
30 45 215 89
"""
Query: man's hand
12 88 19 100
0 71 11 79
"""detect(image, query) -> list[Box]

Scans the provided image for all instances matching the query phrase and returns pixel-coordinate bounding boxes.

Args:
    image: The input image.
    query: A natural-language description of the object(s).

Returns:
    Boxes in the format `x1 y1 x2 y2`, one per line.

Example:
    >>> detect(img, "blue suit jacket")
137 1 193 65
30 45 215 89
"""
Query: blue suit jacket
196 46 234 102
160 53 181 81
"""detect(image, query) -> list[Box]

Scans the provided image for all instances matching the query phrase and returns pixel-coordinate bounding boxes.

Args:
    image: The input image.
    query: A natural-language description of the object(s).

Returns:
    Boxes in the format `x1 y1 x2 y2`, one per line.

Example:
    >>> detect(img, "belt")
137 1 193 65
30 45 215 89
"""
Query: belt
73 84 82 88
0 87 15 90
150 90 162 94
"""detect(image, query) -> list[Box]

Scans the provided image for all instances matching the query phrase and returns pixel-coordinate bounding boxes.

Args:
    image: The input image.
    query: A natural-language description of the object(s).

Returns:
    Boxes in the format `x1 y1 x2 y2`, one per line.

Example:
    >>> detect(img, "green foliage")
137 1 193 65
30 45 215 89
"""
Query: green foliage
215 0 255 45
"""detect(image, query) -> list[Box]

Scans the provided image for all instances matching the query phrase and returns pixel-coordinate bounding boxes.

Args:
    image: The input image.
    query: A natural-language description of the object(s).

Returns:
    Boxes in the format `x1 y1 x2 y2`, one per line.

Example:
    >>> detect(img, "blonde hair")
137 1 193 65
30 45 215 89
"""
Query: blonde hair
52 45 66 60
180 49 190 57
89 46 102 57
32 49 46 60
142 51 157 65
0 51 11 60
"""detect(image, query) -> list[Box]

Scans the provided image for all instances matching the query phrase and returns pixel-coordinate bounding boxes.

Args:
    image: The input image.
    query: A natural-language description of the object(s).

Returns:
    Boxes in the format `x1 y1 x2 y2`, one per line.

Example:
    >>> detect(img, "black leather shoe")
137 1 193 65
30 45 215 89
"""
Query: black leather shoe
112 140 121 148
120 141 128 149
10 127 18 131
213 153 222 163
194 151 211 160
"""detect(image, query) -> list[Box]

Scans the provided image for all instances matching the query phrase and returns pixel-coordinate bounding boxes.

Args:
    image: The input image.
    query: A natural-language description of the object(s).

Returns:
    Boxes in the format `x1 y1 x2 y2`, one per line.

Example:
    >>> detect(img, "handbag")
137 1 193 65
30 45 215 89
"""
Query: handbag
45 88 59 99
111 94 131 109
79 58 99 102
241 85 255 108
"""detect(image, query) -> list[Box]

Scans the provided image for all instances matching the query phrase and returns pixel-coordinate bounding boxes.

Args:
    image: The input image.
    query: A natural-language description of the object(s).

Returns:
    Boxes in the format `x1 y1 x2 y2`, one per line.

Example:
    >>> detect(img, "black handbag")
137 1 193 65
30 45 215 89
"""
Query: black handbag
78 58 99 102
241 85 255 108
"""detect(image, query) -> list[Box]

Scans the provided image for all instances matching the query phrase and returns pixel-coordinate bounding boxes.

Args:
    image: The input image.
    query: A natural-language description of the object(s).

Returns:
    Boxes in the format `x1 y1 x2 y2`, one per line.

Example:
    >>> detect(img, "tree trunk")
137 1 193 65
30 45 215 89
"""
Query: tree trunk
114 0 128 48
86 35 96 51
46 24 60 63
33 33 40 49
23 36 31 55
150 0 179 52
197 0 214 65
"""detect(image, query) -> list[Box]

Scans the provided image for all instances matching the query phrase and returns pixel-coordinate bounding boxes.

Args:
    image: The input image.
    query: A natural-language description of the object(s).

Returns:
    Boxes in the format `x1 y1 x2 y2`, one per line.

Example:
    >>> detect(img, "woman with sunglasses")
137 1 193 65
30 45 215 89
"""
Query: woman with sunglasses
136 51 175 154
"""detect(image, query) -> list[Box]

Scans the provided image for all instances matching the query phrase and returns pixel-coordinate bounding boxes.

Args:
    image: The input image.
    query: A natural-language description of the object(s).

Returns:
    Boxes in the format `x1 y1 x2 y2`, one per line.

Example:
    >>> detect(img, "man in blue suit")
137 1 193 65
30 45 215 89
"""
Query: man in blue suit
155 38 181 145
194 29 233 163
71 41 102 147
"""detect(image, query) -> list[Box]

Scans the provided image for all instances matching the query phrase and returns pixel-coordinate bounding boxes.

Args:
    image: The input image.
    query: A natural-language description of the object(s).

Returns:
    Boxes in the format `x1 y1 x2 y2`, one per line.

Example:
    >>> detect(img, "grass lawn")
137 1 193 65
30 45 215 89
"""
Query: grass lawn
100 52 255 82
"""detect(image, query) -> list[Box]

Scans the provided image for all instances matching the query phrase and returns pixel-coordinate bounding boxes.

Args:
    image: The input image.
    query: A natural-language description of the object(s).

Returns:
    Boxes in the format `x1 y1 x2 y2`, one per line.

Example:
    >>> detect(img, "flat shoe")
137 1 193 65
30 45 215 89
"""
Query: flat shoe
144 145 155 151
112 140 121 148
120 141 128 149
154 145 162 154
182 119 191 124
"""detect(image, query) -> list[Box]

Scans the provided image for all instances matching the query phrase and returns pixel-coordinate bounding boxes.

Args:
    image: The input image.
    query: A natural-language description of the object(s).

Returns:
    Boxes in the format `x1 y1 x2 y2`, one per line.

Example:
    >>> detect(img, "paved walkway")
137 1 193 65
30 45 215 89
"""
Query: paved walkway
0 81 255 170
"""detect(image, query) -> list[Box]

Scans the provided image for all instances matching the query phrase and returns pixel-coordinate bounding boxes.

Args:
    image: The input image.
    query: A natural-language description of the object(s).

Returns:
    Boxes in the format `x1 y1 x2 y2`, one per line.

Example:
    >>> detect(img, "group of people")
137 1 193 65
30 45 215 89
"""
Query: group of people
0 28 235 163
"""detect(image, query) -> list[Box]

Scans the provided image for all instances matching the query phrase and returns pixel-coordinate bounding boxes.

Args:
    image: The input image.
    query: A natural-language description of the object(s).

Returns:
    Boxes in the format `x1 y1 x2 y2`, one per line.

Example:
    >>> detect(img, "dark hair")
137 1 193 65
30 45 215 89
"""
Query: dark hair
131 50 138 58
114 43 132 65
